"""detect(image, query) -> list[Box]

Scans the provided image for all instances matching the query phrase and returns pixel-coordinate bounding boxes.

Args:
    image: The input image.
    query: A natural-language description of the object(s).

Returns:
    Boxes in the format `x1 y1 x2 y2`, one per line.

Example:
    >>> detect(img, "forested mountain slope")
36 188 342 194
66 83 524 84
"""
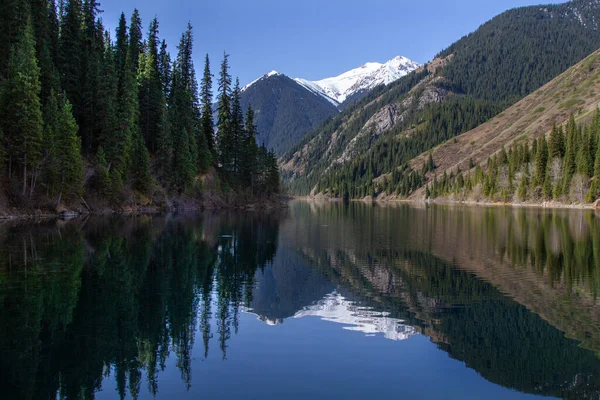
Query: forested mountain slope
239 72 339 156
405 49 600 201
282 0 600 198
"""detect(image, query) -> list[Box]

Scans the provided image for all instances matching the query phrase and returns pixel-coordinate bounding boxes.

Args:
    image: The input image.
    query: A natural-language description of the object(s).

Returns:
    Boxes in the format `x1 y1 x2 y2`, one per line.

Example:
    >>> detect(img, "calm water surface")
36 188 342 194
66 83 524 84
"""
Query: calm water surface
2 201 600 399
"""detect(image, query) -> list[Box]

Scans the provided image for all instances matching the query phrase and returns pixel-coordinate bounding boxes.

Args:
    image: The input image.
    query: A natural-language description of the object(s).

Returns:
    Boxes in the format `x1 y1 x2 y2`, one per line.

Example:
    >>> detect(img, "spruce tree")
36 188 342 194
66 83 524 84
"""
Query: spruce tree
200 54 214 151
57 0 83 123
31 0 60 106
158 40 171 98
548 122 564 159
230 78 244 177
138 42 164 153
97 32 119 155
80 0 104 154
115 12 128 82
562 115 577 195
240 106 258 192
0 19 44 196
534 135 548 187
128 9 143 73
217 53 233 173
53 95 84 199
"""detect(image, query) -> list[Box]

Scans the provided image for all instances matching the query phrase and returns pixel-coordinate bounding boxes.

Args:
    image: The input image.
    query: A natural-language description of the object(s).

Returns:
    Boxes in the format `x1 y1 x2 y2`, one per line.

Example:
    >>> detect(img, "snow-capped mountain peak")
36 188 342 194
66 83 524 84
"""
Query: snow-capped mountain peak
242 70 283 91
241 56 420 106
294 55 420 105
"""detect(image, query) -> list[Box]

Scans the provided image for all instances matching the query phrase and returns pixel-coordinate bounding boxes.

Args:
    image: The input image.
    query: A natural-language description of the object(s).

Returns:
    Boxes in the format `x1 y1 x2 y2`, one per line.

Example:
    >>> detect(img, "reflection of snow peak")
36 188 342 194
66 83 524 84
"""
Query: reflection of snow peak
293 292 416 341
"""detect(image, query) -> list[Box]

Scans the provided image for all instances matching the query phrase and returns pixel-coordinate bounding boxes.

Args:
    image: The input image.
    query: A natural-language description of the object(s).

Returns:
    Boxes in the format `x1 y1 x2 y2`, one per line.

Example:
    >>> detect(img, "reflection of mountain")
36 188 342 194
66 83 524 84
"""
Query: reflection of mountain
294 291 417 341
282 202 600 399
249 246 335 324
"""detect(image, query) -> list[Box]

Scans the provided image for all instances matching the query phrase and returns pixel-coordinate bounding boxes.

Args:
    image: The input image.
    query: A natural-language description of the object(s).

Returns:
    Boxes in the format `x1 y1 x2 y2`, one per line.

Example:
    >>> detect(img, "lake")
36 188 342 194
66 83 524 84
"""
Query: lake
1 201 600 399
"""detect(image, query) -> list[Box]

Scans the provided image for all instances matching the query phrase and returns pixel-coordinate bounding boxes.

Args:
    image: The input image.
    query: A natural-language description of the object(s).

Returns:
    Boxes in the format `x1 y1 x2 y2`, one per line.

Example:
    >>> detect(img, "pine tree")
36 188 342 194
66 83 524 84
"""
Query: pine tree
217 53 233 173
0 0 29 77
31 0 60 106
97 32 119 156
128 9 143 73
576 127 592 177
230 78 244 177
548 122 565 159
157 39 171 98
52 95 84 199
240 106 258 192
0 19 44 196
115 12 128 82
200 54 215 152
138 35 165 153
534 135 548 187
562 114 577 195
79 0 104 154
57 0 83 123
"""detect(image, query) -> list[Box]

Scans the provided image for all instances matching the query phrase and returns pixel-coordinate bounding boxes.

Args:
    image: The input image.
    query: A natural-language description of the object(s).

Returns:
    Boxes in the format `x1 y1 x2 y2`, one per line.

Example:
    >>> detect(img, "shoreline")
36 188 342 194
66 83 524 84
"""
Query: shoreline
0 197 289 222
292 196 600 210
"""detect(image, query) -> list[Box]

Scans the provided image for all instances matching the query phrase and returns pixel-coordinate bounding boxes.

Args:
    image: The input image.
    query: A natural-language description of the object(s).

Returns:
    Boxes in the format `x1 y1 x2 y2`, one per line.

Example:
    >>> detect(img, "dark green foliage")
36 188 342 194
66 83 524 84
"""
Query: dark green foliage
128 9 143 73
217 53 234 173
0 18 44 196
201 54 215 151
43 91 83 199
439 1 600 103
0 2 280 206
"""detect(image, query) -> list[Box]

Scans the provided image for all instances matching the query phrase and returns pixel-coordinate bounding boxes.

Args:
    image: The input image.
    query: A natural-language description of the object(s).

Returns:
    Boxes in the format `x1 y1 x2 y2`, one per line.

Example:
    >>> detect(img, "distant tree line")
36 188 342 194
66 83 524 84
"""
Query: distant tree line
0 0 279 208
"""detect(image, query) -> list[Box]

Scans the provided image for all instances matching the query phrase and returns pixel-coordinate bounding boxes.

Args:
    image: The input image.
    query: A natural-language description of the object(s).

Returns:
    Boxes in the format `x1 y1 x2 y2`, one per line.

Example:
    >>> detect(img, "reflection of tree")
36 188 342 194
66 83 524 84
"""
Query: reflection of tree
0 212 281 399
285 203 600 399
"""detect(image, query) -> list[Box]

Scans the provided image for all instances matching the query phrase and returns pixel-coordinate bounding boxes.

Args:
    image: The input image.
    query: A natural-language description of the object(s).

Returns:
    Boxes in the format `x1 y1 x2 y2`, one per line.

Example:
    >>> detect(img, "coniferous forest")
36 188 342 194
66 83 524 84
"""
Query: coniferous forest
0 1 280 212
427 112 600 204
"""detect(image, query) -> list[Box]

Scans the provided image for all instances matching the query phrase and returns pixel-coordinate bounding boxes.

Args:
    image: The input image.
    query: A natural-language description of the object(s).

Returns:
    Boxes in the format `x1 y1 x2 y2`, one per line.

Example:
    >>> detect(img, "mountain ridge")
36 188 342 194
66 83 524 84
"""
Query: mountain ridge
281 0 600 199
238 55 420 156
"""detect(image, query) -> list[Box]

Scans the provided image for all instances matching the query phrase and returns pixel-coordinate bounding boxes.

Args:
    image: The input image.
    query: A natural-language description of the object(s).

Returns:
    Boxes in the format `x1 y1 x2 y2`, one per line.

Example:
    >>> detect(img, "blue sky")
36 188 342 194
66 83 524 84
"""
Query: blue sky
99 0 566 86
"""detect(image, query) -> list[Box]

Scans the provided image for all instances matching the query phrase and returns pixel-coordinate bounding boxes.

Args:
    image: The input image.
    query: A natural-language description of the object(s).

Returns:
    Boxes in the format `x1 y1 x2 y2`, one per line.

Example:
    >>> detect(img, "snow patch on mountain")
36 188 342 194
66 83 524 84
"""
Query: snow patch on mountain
293 291 417 341
242 70 283 91
242 56 420 106
295 56 421 105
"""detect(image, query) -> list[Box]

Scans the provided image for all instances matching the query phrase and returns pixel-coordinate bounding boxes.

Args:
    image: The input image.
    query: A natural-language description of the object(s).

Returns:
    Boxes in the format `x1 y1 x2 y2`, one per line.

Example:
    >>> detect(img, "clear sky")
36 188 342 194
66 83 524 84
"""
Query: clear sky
98 0 566 86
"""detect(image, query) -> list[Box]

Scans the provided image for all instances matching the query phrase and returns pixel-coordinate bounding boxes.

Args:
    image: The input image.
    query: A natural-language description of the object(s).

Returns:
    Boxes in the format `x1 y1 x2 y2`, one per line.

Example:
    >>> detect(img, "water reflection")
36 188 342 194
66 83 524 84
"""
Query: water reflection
0 203 599 399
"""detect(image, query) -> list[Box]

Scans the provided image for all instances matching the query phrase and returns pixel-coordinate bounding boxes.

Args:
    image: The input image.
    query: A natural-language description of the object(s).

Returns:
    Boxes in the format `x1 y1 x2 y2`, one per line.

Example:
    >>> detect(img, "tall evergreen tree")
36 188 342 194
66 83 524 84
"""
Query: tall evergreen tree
157 39 171 99
128 9 143 73
217 53 233 173
79 0 104 153
200 54 214 151
114 12 128 82
534 135 548 187
31 0 60 105
51 94 84 199
0 19 44 196
230 78 244 176
240 106 258 192
548 122 565 159
138 20 165 153
58 0 83 122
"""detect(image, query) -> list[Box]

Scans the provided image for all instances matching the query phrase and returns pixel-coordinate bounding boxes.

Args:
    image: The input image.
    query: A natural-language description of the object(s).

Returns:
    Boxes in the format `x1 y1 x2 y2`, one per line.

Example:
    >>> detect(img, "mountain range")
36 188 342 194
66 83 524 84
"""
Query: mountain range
281 0 600 199
238 56 420 155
